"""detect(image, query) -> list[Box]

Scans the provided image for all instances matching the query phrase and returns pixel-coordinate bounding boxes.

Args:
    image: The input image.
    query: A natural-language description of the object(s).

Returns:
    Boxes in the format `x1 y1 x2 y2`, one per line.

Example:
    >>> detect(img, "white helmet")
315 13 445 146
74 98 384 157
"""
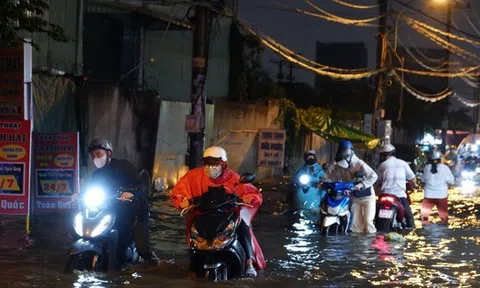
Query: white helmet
380 143 396 154
203 146 228 162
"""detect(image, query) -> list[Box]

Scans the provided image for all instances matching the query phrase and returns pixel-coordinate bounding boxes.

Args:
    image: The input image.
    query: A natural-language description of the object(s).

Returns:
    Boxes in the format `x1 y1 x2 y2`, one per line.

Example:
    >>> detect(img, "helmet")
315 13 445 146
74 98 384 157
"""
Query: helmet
88 138 113 153
338 140 353 151
380 143 396 154
203 146 228 163
431 150 442 161
304 150 316 161
335 139 354 162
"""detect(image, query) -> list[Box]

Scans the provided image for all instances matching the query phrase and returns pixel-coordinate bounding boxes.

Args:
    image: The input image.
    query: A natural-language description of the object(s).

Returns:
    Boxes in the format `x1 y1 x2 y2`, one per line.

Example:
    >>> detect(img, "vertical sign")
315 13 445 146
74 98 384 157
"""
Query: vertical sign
0 120 31 215
0 44 25 119
363 114 373 134
33 133 79 213
257 129 286 168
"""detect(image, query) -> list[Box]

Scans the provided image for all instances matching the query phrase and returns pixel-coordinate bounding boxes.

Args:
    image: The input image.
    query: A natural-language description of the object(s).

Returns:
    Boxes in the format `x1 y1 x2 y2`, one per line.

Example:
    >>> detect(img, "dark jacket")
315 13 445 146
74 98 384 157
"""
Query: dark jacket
90 158 144 198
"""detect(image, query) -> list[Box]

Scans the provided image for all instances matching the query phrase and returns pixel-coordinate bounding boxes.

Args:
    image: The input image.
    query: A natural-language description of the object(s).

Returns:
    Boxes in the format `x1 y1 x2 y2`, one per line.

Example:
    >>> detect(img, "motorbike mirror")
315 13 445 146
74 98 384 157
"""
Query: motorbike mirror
322 163 329 170
239 173 256 184
355 171 365 178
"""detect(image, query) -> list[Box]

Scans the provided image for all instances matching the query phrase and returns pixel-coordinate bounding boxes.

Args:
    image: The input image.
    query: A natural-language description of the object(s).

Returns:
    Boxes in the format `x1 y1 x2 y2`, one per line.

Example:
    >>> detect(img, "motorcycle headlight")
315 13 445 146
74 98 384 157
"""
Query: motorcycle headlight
299 174 310 185
212 220 236 249
84 187 106 209
74 212 83 236
91 215 113 237
475 167 480 174
461 180 475 190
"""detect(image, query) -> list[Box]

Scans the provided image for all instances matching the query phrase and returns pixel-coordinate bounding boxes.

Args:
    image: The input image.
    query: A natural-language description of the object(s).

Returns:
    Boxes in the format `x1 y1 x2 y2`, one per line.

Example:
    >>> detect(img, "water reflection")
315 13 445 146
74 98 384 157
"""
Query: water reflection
0 189 478 287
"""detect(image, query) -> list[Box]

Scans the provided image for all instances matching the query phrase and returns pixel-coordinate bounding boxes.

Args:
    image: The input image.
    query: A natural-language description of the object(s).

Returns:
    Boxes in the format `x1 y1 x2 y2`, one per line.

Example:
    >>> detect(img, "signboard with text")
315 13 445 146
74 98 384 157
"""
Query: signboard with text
257 129 286 168
0 120 32 215
33 133 79 213
0 43 31 120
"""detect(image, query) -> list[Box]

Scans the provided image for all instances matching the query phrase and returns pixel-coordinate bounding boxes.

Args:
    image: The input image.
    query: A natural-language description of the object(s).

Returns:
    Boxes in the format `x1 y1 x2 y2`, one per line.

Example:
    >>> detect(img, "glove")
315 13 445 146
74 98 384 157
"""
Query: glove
179 198 190 209
241 194 257 206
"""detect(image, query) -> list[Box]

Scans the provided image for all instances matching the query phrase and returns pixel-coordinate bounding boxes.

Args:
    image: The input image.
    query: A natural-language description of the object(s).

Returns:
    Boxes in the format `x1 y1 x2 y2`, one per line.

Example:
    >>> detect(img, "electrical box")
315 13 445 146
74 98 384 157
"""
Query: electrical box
185 114 201 133
378 119 392 142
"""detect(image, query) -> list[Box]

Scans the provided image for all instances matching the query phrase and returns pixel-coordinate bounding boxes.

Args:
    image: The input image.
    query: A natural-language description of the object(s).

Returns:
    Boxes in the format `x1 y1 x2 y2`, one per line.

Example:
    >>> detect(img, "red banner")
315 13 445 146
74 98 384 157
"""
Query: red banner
33 133 79 213
0 45 24 119
0 120 32 215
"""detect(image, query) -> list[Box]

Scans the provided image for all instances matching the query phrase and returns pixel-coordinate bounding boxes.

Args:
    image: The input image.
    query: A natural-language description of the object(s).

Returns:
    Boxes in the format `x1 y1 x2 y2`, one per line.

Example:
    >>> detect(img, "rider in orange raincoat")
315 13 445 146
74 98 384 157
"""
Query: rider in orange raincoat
170 146 266 277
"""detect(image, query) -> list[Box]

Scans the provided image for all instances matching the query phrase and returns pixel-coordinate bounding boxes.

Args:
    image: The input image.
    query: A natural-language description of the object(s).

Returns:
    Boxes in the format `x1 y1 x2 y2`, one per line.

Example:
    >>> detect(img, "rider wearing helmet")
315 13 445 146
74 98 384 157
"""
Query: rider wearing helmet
420 150 454 224
325 140 378 233
170 146 266 277
86 138 158 264
376 143 417 229
298 150 324 179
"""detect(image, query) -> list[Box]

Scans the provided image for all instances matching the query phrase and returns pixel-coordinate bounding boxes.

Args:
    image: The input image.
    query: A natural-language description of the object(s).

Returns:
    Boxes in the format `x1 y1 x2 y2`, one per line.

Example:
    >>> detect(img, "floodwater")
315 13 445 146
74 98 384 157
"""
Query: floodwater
0 188 479 287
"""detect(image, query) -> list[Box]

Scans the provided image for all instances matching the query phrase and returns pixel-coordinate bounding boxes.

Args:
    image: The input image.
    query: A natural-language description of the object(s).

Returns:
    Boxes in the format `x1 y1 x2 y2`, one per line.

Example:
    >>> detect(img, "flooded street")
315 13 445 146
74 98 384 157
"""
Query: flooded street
0 188 479 287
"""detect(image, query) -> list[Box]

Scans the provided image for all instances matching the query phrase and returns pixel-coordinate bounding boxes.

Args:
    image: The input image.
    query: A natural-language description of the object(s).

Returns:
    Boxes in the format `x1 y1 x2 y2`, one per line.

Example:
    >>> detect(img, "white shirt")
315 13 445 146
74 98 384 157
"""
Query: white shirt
325 154 378 200
377 156 415 198
421 163 454 199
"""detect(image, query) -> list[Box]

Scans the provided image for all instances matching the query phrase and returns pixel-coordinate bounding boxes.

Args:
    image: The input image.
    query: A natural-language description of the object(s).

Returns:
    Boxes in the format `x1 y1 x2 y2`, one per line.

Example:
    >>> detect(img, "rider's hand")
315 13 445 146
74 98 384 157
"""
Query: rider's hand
241 194 256 206
316 182 323 189
344 190 351 196
179 198 190 209
119 192 134 201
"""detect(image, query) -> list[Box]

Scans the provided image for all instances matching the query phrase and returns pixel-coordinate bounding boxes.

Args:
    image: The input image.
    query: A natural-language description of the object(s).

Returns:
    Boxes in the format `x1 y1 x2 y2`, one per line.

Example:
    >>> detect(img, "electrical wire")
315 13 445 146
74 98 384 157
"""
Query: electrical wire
402 14 480 47
396 38 450 72
406 36 448 63
270 1 382 27
392 70 452 102
330 0 379 9
408 22 480 63
238 20 384 80
393 0 480 41
451 93 480 107
304 0 385 24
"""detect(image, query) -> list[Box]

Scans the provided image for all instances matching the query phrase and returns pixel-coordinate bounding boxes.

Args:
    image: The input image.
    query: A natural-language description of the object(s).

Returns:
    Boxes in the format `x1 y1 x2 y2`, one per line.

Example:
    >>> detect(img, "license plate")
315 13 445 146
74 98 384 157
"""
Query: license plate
378 209 394 219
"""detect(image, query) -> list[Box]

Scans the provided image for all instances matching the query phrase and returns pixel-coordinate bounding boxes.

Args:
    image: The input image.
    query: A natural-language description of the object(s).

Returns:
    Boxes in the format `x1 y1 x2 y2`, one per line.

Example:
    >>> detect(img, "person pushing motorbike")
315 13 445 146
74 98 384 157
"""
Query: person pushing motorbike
73 139 158 265
170 146 266 277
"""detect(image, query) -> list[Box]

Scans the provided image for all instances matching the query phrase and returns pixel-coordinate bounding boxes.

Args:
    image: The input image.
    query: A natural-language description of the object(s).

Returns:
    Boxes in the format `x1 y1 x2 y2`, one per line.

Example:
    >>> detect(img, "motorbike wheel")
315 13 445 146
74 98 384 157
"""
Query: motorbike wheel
65 252 102 273
376 218 393 233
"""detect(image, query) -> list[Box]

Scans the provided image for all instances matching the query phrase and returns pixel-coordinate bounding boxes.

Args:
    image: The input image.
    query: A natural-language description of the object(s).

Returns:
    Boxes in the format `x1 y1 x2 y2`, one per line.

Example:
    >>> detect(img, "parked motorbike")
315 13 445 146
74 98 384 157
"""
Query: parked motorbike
65 186 139 273
180 173 255 281
375 193 406 232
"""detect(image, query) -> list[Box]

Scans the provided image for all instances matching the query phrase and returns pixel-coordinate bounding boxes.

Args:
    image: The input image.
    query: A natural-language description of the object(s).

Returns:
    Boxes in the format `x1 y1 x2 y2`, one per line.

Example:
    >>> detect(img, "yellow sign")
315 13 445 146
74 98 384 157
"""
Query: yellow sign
40 180 71 194
0 175 20 191
54 154 74 168
0 144 26 160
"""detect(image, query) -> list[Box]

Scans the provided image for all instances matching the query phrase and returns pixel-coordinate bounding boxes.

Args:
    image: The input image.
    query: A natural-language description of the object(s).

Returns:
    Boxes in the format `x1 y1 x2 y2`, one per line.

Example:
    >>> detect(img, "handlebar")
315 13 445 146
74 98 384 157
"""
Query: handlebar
180 201 254 217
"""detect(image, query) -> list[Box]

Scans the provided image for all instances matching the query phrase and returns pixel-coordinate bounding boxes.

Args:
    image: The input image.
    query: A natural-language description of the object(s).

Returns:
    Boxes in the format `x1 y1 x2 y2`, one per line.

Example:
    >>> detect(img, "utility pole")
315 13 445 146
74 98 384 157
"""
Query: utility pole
373 0 389 136
188 5 210 169
287 61 296 85
270 59 286 84
441 3 452 147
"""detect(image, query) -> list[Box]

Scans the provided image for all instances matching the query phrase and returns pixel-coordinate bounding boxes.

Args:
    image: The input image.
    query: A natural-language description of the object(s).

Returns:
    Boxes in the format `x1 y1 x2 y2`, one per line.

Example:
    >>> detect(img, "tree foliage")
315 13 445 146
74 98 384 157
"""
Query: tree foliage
0 0 69 49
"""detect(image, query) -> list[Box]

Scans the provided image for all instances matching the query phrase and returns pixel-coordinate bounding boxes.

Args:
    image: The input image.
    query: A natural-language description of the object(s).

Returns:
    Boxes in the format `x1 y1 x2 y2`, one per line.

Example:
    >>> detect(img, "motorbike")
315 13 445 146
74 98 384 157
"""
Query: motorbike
65 186 139 273
180 173 255 281
375 193 406 232
318 181 353 235
291 167 326 214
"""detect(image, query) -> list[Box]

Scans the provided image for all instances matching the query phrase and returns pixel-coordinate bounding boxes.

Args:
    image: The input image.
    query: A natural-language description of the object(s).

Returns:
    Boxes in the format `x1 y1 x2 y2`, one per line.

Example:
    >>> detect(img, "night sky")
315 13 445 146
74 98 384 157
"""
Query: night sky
238 0 480 110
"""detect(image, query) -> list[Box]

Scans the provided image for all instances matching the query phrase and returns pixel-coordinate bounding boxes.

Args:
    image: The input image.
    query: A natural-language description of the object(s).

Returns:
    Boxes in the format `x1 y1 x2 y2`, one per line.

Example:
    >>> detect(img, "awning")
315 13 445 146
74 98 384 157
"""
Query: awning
279 99 380 149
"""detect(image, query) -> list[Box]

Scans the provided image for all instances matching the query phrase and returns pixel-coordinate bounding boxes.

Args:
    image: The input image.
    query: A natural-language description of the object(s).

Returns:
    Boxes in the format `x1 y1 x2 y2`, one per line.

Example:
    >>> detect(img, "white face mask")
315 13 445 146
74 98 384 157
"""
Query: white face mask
337 159 350 169
205 166 222 179
93 155 107 169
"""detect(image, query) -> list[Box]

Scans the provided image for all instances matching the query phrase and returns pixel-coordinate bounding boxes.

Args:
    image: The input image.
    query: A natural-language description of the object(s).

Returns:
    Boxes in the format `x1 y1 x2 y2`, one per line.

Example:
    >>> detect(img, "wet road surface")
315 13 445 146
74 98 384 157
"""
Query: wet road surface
0 188 479 287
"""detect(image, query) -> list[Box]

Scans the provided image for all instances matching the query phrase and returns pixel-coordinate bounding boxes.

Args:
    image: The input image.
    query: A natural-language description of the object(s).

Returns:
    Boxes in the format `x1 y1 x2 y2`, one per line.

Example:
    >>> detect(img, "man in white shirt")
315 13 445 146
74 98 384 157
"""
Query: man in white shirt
376 143 417 228
325 140 378 233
